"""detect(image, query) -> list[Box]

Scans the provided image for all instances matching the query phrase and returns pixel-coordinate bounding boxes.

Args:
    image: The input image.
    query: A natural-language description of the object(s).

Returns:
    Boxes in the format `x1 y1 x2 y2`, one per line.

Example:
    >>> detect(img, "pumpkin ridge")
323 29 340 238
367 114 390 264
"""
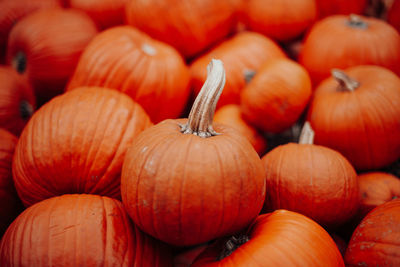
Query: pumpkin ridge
119 49 145 97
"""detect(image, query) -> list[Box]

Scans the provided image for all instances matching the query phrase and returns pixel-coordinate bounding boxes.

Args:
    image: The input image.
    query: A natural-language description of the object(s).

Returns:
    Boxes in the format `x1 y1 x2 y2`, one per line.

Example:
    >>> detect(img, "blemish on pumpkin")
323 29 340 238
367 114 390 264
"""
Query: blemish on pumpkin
142 44 157 56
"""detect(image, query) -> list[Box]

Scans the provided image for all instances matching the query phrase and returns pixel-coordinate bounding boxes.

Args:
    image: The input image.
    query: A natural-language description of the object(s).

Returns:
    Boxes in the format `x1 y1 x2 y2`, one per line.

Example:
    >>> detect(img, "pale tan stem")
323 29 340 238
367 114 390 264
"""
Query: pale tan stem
299 121 315 145
180 59 226 138
331 69 360 92
348 14 368 29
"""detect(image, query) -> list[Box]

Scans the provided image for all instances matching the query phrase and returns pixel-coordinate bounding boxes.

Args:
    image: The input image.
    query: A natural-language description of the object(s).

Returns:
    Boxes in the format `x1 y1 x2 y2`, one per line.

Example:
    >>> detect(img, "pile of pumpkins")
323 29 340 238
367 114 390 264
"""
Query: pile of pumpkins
1 0 400 266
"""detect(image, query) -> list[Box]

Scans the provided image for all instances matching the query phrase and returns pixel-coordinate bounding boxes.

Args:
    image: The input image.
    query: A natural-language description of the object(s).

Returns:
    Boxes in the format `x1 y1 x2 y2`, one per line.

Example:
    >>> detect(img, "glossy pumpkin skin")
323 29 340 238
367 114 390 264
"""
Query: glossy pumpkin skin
7 8 98 104
240 58 312 134
262 143 359 227
0 67 35 136
308 65 400 170
345 199 400 266
239 0 317 42
13 87 152 207
0 194 173 267
190 32 286 109
192 210 344 266
299 15 400 85
121 119 266 246
67 26 191 123
315 0 367 18
213 104 267 155
125 0 236 59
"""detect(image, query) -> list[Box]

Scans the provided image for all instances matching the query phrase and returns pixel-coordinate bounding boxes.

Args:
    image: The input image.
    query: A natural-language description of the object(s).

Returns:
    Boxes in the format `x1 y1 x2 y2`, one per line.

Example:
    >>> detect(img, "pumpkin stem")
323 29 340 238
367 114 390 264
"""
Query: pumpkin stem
331 69 360 92
299 121 315 145
244 69 256 84
12 51 27 74
347 14 368 29
180 59 225 138
19 100 33 120
217 234 249 260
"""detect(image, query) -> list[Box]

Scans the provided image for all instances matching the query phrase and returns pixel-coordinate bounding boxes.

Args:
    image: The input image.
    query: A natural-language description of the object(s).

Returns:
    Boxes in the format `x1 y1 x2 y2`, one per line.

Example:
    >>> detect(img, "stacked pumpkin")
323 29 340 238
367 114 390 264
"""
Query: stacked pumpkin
0 0 400 266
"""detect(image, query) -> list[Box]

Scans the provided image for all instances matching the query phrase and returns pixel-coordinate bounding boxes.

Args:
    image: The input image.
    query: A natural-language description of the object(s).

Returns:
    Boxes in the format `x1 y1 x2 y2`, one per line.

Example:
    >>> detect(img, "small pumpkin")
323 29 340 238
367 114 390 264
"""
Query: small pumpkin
7 8 98 104
0 194 173 266
315 0 367 18
12 87 152 207
0 66 35 136
67 26 191 123
121 60 265 246
345 198 400 266
299 14 400 85
240 58 312 134
190 31 286 109
308 65 400 170
261 122 359 227
192 210 344 266
239 0 317 42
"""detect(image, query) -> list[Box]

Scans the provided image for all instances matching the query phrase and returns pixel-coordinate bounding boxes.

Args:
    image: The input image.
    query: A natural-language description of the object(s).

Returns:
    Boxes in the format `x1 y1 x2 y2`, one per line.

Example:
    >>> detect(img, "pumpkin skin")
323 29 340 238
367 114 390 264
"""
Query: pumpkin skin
13 87 152 207
345 199 400 266
67 26 191 123
125 0 236 59
239 0 317 42
388 0 400 33
240 58 312 134
213 104 267 155
0 194 173 267
315 0 367 18
261 142 359 227
190 31 286 109
299 15 400 85
0 67 35 136
192 210 344 266
0 129 21 237
7 8 98 104
308 65 400 170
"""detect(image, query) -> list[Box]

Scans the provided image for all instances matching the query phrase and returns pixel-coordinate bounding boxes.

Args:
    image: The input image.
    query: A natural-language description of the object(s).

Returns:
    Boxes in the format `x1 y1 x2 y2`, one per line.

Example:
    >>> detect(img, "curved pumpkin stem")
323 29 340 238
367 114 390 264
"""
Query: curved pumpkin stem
347 14 368 29
299 121 315 145
331 69 360 92
180 59 226 138
217 234 249 260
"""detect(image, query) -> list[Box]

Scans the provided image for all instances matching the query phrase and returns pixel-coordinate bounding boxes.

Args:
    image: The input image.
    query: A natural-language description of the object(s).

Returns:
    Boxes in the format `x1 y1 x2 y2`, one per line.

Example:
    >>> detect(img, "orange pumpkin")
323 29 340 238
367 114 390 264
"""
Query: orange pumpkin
67 26 191 123
190 31 286 109
121 60 265 246
240 58 312 134
7 8 98 104
308 65 400 170
0 194 173 266
239 0 317 42
299 14 400 85
315 0 367 18
0 67 35 136
125 0 237 59
388 0 400 32
13 87 152 207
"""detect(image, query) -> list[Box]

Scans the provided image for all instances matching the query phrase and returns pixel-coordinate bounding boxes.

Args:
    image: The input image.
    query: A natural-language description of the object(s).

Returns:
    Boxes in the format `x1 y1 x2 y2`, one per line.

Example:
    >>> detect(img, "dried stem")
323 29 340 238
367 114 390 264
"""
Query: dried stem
331 69 360 92
347 14 368 29
217 235 250 261
299 121 315 145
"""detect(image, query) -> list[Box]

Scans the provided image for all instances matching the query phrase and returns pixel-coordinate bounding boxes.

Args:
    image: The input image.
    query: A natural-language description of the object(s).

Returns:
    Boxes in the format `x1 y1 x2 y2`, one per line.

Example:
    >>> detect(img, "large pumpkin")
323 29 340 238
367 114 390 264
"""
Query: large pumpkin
7 8 98 104
315 0 367 18
192 210 344 266
308 65 400 170
299 14 400 85
67 26 191 123
190 31 286 109
0 194 173 266
125 0 236 59
388 0 400 33
13 87 152 207
121 60 265 246
0 67 35 136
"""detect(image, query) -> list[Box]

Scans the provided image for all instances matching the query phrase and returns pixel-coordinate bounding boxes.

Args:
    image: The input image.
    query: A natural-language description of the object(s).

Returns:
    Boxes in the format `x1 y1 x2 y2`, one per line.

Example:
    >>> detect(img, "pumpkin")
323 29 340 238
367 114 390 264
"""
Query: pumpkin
0 67 35 136
7 8 98 105
0 0 61 63
358 172 400 219
213 104 267 155
173 244 208 267
125 0 237 59
261 122 359 227
345 198 400 266
308 65 400 170
299 14 400 85
239 0 317 42
190 31 286 109
67 26 191 123
12 87 152 207
315 0 367 18
66 0 129 29
388 0 400 32
0 129 21 237
192 210 344 266
240 58 312 134
121 60 265 246
0 194 173 266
